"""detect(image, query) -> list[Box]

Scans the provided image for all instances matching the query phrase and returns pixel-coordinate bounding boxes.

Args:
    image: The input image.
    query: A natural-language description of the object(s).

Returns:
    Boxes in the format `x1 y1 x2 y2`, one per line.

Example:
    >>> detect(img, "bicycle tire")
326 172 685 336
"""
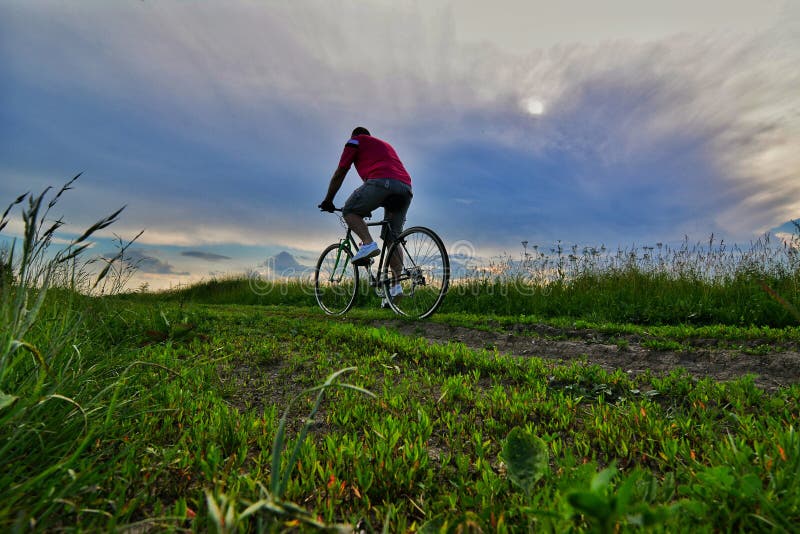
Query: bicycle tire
315 243 359 315
383 226 450 319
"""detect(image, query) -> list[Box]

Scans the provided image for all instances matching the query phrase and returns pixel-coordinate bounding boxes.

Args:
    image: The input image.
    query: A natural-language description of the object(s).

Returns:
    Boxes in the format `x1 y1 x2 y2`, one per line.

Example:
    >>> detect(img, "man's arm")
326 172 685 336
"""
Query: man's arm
323 167 349 203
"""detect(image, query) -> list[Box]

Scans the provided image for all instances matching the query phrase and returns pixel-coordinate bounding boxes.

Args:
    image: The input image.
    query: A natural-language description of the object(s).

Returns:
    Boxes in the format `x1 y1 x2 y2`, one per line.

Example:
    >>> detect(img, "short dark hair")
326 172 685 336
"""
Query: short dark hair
351 126 370 137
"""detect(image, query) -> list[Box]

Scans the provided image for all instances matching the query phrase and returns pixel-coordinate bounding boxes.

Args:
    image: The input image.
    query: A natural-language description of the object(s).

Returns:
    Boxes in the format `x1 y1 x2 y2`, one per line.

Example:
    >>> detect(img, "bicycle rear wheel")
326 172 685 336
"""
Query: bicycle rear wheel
315 243 358 315
383 226 449 319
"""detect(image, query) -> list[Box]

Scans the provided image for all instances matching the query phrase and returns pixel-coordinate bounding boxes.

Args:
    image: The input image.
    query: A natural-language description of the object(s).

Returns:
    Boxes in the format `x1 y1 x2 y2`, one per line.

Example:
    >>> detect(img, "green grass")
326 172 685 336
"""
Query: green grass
142 255 800 328
3 183 800 531
3 300 799 531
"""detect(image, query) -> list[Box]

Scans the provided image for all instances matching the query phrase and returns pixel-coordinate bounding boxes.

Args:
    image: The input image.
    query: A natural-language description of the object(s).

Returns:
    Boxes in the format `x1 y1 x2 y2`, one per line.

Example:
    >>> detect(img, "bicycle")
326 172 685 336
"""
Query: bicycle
314 207 450 319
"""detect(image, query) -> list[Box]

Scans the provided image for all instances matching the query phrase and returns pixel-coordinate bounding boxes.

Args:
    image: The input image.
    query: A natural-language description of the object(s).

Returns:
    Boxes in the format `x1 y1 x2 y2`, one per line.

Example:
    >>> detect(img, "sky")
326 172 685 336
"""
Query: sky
1 0 799 289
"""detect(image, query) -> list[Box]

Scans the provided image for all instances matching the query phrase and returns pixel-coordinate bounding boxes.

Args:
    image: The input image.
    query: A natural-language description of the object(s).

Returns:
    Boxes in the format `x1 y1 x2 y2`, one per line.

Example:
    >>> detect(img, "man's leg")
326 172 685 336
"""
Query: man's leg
383 211 406 281
383 186 412 283
342 183 384 265
389 242 403 280
342 182 381 245
344 213 373 245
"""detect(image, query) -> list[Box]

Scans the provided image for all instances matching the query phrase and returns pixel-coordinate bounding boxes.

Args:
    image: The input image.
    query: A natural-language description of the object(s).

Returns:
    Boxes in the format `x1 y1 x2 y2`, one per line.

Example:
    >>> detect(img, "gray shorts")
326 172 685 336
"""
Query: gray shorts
342 178 413 241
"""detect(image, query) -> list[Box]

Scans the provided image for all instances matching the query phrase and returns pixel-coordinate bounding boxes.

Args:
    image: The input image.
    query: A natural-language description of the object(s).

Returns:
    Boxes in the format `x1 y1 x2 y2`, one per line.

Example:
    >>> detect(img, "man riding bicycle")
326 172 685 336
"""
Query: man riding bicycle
318 127 413 301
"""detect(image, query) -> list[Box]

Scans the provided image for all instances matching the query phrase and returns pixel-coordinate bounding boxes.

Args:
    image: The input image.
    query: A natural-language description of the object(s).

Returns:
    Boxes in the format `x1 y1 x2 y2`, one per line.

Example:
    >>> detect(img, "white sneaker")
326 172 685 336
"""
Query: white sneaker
389 284 403 298
351 242 380 265
381 284 403 308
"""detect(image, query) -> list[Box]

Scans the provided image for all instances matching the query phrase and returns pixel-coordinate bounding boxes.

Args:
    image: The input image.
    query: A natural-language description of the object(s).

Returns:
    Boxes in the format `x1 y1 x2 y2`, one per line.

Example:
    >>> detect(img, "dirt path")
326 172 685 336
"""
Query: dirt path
374 320 800 390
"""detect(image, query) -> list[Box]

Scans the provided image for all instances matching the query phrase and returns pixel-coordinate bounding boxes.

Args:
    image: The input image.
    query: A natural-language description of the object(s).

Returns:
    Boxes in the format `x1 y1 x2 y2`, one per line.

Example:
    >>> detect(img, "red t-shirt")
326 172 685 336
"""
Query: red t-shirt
337 135 412 186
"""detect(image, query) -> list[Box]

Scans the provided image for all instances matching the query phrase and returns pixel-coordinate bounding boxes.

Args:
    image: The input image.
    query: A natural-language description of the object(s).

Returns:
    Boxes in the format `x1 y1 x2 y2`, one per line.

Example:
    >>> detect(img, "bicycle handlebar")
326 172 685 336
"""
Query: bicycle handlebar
318 202 342 213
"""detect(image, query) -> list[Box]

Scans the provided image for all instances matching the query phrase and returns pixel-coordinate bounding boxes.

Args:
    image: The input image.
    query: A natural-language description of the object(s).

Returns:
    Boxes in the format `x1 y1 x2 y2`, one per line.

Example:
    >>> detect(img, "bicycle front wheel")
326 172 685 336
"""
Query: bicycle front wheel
315 243 358 315
383 226 450 319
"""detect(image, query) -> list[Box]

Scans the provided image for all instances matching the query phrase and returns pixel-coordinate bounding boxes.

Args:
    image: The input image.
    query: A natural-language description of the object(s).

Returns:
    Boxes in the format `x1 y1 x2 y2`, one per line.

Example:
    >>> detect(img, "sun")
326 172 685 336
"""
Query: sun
522 97 545 116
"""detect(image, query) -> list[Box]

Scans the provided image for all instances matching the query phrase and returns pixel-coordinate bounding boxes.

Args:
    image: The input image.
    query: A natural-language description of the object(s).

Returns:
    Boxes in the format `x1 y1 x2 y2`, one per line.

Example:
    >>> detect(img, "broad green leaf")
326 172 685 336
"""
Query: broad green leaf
568 491 612 521
0 391 19 410
501 426 549 494
590 465 617 493
739 473 763 499
613 471 639 513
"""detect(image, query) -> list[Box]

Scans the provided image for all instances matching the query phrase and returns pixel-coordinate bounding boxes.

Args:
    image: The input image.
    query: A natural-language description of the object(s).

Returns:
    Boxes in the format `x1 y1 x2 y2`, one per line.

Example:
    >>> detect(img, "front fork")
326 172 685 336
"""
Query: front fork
329 239 352 284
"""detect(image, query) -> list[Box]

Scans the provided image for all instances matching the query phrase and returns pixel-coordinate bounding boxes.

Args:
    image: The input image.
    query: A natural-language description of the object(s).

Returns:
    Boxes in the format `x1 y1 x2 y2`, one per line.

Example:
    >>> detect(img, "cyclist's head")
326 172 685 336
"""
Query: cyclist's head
351 126 370 137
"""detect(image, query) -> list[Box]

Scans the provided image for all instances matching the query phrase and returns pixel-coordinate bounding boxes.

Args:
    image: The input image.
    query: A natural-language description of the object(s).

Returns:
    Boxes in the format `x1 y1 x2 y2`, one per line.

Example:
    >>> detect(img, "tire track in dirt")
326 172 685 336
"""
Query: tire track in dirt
375 320 800 390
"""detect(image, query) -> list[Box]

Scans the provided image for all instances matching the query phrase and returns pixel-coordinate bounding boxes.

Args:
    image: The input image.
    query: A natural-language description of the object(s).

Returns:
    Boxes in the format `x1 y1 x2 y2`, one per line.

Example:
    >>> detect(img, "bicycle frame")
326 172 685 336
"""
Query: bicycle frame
317 210 449 318
333 218 412 292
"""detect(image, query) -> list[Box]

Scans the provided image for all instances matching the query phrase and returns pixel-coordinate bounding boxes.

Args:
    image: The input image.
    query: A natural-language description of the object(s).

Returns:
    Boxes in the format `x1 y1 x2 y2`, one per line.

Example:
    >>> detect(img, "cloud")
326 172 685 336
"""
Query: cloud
415 27 800 245
181 251 232 262
1 0 798 262
116 249 189 276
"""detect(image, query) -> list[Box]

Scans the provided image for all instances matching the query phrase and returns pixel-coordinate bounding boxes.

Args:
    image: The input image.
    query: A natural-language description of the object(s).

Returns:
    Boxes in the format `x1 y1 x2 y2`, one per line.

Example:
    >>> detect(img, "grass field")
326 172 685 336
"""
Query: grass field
2 187 800 531
3 299 799 532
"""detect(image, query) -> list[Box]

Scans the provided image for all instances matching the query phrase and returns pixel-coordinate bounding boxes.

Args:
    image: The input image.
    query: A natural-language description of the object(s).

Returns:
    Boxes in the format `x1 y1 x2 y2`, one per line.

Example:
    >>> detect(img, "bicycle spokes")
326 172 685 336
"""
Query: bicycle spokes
315 243 359 315
383 227 449 319
316 219 449 318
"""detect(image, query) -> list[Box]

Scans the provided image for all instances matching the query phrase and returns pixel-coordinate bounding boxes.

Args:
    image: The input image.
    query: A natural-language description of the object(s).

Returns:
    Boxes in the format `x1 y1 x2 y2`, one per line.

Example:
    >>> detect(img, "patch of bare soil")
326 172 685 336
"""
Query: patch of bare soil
375 321 800 391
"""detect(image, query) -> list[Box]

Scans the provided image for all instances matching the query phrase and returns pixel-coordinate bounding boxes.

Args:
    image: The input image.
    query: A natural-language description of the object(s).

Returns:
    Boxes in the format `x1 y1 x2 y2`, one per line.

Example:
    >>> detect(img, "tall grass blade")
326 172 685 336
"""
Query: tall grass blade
71 205 126 245
0 192 28 233
38 393 88 437
92 229 143 291
47 173 81 209
759 279 800 323
277 368 357 498
205 491 225 533
269 367 371 500
9 340 52 376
